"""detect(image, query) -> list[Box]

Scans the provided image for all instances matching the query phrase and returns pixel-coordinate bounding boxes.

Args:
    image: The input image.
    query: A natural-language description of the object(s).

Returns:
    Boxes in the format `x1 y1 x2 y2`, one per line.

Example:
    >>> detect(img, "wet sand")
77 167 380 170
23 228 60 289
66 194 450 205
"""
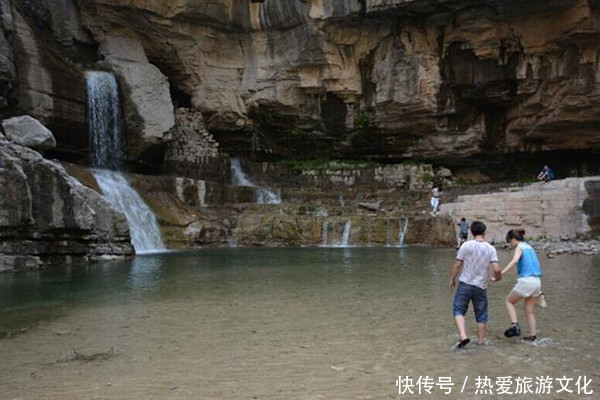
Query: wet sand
0 248 598 399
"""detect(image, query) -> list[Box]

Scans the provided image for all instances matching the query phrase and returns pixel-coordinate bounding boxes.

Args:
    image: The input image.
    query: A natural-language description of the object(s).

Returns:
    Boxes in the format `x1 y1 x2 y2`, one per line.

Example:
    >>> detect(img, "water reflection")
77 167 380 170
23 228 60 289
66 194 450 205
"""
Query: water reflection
127 254 163 294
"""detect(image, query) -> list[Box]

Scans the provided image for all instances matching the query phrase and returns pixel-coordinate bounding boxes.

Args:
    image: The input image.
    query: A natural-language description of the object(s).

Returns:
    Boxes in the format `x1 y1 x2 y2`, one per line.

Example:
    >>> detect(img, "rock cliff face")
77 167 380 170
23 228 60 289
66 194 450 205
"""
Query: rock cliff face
55 0 599 169
0 142 133 271
0 0 597 171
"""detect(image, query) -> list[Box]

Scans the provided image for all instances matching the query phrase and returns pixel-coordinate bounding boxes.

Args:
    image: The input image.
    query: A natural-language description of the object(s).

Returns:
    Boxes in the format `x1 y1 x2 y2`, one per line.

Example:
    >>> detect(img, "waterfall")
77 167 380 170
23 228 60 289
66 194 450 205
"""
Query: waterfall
86 71 165 253
341 220 352 247
230 157 281 204
397 217 409 247
385 218 391 247
321 221 329 247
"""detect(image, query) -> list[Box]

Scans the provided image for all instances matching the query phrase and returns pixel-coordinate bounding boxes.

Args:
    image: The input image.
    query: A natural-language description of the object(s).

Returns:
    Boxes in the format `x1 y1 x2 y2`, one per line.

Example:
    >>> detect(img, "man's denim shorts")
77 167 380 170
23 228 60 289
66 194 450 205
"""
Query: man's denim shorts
453 281 488 323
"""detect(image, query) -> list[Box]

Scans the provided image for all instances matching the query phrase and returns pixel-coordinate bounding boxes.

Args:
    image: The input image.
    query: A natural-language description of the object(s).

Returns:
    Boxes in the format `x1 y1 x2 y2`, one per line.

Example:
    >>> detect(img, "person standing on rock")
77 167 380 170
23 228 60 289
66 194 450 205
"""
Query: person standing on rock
430 186 440 215
500 229 545 342
449 221 502 349
457 217 469 249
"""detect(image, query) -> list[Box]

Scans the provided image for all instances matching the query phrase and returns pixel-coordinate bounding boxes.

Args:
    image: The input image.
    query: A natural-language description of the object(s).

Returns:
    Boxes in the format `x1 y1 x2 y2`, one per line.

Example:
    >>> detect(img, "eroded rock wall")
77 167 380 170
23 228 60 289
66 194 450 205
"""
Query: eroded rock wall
61 0 600 166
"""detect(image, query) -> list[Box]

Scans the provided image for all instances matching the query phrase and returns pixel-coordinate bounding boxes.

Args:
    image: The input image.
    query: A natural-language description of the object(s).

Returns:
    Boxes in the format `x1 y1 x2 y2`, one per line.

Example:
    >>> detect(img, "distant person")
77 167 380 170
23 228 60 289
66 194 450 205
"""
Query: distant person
430 186 440 215
500 229 545 342
537 165 554 182
457 218 469 249
449 221 502 349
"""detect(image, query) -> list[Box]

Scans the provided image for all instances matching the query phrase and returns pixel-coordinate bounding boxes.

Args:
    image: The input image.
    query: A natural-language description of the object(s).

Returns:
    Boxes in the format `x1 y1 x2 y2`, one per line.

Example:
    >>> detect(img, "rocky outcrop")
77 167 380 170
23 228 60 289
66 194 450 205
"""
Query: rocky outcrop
97 36 175 162
163 108 228 182
118 169 456 248
0 0 15 108
440 177 600 243
0 142 133 271
1 115 56 149
10 4 87 156
61 0 598 169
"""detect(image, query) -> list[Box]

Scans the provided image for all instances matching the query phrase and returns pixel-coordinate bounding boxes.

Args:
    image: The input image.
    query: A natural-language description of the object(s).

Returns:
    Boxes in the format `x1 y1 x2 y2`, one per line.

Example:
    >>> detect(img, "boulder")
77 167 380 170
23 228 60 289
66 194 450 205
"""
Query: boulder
1 115 56 149
0 143 134 271
98 36 175 161
440 178 600 243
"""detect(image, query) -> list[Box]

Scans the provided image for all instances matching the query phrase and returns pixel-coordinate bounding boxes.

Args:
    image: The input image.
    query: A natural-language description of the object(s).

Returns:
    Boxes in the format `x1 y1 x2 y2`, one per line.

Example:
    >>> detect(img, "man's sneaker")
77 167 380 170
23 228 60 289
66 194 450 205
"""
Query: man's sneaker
504 323 521 338
538 293 547 308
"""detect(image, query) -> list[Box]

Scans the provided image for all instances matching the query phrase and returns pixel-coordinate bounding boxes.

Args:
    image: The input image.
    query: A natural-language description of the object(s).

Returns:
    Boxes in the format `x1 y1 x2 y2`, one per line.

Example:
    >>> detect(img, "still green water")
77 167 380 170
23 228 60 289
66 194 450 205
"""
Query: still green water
0 248 598 399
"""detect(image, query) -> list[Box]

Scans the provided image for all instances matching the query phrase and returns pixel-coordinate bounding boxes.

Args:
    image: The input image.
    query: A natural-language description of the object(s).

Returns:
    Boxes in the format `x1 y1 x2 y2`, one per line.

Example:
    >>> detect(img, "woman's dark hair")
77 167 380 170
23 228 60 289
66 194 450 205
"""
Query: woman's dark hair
506 229 526 242
470 221 486 236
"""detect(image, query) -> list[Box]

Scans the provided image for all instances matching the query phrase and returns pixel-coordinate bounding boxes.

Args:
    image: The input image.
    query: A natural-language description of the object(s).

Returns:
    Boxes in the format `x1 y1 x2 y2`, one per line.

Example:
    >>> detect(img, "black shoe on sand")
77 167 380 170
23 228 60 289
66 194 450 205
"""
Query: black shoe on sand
504 323 521 338
454 338 470 350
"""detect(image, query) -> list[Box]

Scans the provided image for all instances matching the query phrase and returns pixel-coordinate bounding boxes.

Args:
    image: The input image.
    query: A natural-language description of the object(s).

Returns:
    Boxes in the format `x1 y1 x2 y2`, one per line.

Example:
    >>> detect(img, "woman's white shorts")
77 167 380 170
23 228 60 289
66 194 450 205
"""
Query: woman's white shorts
511 276 542 298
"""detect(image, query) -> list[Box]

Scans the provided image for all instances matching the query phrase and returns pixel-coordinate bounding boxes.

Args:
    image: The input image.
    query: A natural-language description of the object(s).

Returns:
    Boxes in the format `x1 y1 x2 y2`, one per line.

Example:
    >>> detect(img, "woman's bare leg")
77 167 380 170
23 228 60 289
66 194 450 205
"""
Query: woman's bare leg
505 292 522 324
524 297 537 336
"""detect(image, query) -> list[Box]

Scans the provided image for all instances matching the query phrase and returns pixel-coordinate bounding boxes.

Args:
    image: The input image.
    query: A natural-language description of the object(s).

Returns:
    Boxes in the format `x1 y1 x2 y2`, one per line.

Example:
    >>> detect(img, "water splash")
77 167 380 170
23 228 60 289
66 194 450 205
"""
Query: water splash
93 170 165 253
86 70 165 253
230 157 281 204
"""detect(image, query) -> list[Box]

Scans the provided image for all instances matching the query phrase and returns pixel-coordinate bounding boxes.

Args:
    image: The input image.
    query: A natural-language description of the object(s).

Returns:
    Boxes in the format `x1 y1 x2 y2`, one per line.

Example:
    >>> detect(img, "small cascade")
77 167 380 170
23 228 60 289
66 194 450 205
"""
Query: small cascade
94 171 165 253
341 219 352 247
397 217 409 247
385 218 391 247
86 71 165 253
321 221 329 247
230 157 281 204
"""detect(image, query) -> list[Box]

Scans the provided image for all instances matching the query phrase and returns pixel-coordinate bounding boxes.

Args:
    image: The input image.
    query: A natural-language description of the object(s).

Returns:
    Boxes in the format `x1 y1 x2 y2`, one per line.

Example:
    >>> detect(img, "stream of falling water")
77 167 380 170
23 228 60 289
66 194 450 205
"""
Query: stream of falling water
86 71 165 253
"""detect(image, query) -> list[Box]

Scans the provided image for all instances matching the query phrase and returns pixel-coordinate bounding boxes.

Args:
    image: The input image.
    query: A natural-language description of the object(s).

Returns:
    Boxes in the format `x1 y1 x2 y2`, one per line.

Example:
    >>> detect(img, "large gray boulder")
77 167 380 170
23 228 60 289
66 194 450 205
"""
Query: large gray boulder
0 142 134 271
98 36 175 160
1 115 56 150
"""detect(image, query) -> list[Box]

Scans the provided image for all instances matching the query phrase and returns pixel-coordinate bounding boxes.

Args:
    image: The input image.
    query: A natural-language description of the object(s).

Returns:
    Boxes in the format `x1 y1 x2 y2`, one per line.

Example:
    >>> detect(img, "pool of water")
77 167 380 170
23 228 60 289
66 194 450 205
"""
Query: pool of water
0 247 598 399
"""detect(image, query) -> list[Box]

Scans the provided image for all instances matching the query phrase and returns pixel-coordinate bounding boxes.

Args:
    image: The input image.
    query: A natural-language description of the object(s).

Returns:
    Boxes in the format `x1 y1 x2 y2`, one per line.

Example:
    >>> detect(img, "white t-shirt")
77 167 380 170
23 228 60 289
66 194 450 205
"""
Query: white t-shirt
456 239 499 289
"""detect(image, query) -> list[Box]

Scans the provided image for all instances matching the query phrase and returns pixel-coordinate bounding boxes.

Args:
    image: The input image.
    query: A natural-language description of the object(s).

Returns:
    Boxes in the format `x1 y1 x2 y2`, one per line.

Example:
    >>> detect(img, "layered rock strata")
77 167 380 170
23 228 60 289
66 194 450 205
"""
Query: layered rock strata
0 142 133 271
65 0 600 167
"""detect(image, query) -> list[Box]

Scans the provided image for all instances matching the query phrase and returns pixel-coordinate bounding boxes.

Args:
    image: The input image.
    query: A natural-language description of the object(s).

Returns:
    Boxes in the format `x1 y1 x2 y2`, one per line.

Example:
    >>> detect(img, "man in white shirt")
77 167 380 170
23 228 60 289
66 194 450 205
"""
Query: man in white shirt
449 221 502 349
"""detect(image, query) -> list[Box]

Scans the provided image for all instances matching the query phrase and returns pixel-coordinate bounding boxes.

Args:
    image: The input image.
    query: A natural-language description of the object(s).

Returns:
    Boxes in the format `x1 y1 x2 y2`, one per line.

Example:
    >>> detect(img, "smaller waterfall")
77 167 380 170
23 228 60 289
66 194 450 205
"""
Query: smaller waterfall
321 221 329 247
230 158 281 204
94 170 165 253
397 217 409 247
341 220 352 247
385 218 391 247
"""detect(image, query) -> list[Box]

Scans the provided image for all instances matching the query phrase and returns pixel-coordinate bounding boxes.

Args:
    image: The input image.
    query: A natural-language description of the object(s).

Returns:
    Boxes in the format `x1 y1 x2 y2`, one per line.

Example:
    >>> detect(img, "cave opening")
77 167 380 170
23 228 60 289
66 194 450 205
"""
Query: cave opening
320 93 347 137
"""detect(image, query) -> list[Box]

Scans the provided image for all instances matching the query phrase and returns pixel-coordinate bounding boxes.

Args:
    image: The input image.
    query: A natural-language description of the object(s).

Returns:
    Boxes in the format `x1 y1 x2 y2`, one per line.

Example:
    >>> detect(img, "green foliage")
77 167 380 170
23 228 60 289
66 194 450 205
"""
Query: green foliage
345 110 376 145
354 110 372 133
421 173 434 183
278 159 378 172
401 159 426 166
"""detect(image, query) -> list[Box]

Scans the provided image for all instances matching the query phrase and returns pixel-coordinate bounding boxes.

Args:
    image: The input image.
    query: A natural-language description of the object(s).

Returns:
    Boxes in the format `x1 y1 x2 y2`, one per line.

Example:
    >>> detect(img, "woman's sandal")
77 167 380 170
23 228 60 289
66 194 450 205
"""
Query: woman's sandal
522 335 537 342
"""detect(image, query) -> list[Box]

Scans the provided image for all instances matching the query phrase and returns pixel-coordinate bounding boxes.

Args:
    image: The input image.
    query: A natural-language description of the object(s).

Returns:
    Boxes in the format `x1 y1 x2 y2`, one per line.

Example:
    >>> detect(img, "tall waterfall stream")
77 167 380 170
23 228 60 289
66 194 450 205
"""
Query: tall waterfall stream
86 71 165 253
